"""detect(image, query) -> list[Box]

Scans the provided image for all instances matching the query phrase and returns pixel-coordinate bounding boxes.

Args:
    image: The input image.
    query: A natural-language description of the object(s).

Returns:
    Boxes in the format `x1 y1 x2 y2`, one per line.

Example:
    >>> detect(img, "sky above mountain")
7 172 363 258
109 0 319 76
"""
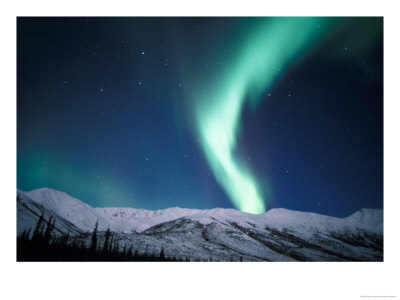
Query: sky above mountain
17 17 383 217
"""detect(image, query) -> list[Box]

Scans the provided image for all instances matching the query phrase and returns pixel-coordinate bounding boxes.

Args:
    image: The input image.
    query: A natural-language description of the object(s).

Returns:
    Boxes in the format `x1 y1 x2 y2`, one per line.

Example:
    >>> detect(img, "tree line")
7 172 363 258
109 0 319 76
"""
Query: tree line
17 211 182 261
17 210 246 262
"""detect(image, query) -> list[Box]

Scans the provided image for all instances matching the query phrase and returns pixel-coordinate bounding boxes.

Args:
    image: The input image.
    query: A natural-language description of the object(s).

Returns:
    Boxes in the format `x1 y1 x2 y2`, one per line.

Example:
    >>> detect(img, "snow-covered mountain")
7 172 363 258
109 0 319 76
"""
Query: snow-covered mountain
17 188 383 261
17 189 83 236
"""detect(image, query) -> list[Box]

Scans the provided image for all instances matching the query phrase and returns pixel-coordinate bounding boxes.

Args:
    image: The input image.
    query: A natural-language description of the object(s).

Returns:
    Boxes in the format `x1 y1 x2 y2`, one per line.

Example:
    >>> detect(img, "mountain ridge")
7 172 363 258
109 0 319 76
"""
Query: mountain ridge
17 187 383 261
19 187 382 233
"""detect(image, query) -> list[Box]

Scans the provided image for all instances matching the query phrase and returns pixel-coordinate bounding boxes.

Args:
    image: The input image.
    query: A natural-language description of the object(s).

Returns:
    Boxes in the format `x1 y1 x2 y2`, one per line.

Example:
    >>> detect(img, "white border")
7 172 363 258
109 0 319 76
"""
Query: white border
1 1 399 299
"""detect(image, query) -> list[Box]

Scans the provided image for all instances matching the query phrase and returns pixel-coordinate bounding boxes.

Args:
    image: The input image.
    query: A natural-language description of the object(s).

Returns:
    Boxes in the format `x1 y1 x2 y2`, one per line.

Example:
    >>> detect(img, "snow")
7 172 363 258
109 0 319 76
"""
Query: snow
19 188 383 235
22 188 109 231
17 187 383 261
17 190 83 236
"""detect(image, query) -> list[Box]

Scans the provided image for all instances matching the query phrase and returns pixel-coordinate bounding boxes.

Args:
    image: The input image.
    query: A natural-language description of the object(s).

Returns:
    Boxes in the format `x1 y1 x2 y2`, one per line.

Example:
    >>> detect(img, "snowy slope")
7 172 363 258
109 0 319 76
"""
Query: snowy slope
94 206 203 232
19 188 383 234
17 190 82 236
22 188 110 231
17 188 383 261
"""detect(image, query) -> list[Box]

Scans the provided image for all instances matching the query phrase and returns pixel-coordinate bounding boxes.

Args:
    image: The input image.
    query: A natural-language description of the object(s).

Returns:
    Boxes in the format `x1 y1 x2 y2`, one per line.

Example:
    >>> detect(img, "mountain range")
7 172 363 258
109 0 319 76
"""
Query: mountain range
17 188 383 261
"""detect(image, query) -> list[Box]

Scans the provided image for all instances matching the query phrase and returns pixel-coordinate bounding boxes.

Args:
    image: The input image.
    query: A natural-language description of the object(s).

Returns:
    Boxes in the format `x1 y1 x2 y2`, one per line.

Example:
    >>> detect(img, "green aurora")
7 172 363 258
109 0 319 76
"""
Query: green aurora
193 18 336 214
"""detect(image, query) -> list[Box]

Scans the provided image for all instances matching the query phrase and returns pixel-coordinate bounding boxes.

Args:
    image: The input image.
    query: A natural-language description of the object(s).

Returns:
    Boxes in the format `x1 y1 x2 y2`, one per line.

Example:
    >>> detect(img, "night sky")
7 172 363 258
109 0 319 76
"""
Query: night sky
17 17 383 217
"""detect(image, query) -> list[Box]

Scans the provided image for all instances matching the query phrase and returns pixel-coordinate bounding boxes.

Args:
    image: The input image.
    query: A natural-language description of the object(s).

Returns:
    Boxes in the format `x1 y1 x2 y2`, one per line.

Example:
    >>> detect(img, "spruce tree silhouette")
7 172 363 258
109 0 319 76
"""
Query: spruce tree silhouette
43 216 55 245
32 211 45 241
160 247 165 260
103 228 111 253
90 221 99 256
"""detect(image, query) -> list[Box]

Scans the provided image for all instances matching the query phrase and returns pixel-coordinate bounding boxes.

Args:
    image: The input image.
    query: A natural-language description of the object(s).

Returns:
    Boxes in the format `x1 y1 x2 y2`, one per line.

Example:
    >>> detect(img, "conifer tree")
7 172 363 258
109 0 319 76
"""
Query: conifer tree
113 239 119 254
90 220 99 253
109 234 114 252
32 211 45 241
19 228 31 241
128 244 133 257
103 228 111 253
43 216 55 244
160 247 165 260
63 230 70 245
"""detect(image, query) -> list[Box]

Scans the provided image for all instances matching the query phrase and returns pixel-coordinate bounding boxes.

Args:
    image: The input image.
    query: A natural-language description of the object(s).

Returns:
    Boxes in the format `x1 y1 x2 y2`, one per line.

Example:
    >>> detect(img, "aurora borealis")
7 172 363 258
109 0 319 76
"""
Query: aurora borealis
17 17 383 217
192 18 335 213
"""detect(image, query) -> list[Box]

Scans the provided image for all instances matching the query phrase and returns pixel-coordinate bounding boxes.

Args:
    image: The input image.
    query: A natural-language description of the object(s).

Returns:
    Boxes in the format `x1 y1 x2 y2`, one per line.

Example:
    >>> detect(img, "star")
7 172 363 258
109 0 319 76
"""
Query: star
141 51 145 55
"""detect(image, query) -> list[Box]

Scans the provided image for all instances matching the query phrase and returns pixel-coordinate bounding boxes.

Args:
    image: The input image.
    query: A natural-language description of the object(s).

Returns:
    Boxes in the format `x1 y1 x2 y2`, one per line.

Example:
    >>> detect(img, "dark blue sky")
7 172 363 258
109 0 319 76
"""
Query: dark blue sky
17 17 383 217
